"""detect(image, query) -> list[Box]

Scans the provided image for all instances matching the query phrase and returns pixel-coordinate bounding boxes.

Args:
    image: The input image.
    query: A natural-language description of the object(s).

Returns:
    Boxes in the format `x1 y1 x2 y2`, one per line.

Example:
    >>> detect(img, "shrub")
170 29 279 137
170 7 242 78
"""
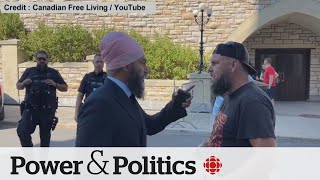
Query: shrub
127 30 152 51
19 22 55 60
20 22 93 62
92 27 114 53
92 29 152 54
52 24 93 62
204 52 212 70
0 13 26 40
146 34 199 79
19 21 201 79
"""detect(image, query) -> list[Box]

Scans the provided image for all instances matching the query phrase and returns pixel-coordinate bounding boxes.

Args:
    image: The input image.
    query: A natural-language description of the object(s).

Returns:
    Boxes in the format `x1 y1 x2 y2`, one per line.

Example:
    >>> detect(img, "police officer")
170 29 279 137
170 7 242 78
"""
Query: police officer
16 50 68 147
74 53 107 122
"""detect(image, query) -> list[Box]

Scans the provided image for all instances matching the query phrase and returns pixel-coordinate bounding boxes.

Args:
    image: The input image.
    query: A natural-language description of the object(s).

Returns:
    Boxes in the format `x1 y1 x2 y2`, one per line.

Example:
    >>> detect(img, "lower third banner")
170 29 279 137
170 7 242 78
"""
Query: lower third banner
0 148 319 180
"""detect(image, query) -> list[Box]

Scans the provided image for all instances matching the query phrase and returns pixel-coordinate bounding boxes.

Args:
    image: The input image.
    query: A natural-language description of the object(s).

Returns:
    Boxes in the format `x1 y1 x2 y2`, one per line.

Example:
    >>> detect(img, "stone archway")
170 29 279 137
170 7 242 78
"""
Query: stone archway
230 0 320 100
227 0 320 43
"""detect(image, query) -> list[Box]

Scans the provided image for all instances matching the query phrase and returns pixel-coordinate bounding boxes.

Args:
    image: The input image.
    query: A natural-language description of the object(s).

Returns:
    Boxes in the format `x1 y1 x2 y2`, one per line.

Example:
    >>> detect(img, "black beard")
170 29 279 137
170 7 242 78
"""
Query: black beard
128 69 145 99
211 73 231 96
36 64 48 71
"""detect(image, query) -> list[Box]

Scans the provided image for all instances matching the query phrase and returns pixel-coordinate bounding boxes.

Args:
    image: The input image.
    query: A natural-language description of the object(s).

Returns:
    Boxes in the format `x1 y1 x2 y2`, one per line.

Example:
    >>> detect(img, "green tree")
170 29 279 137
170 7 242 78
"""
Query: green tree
0 13 26 40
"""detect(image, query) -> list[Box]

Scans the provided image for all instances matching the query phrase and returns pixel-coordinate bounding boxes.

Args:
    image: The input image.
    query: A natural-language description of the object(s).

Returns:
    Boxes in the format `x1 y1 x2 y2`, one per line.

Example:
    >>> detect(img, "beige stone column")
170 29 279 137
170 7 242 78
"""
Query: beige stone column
0 39 26 104
186 72 212 113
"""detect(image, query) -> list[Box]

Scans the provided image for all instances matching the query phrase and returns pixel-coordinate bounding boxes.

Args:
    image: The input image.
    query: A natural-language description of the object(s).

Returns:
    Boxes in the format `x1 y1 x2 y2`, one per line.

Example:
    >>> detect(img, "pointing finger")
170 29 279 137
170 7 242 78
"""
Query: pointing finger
184 85 195 92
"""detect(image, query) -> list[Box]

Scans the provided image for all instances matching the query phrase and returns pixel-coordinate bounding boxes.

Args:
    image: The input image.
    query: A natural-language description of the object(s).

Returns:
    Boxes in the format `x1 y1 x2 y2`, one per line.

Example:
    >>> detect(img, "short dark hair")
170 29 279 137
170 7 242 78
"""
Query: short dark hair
264 57 272 64
35 50 49 58
94 53 101 59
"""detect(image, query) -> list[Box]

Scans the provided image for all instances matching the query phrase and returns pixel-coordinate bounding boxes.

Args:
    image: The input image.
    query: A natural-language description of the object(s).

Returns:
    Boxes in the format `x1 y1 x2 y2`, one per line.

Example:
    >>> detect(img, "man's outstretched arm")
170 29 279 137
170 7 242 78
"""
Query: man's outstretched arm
144 86 194 135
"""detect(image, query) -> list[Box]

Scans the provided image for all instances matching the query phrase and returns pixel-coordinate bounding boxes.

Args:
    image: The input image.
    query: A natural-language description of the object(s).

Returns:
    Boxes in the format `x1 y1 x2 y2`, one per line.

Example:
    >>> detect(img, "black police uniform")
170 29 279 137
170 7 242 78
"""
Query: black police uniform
17 67 67 147
78 71 107 100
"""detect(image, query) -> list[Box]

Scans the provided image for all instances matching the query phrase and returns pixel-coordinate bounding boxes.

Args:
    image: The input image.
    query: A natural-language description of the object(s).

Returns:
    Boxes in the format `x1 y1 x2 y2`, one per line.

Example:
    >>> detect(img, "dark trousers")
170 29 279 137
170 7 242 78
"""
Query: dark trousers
17 109 54 147
264 86 276 99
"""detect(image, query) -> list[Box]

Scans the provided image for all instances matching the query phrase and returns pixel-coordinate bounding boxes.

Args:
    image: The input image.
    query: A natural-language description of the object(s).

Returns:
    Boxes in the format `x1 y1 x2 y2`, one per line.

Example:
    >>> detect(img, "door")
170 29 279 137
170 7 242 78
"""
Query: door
255 49 310 101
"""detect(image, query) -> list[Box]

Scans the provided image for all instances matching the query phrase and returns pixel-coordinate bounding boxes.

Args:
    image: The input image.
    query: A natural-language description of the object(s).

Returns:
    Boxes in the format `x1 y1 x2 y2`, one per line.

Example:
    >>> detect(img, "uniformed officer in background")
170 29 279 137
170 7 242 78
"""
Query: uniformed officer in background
74 53 107 122
16 50 68 147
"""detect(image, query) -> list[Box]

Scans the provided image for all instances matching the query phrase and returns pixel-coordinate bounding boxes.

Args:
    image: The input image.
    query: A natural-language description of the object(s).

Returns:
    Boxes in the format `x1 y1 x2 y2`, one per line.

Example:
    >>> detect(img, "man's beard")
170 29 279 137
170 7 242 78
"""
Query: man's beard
36 63 48 71
128 69 146 99
211 73 231 96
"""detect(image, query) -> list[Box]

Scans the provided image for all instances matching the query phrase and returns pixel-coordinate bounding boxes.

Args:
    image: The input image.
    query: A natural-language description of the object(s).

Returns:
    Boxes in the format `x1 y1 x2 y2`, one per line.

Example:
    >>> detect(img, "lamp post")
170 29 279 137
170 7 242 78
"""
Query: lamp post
193 3 212 73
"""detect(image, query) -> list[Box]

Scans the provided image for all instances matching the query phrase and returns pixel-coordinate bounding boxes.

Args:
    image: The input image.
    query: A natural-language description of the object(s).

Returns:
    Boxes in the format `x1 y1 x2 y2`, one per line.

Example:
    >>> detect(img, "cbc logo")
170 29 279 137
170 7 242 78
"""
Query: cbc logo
203 156 222 175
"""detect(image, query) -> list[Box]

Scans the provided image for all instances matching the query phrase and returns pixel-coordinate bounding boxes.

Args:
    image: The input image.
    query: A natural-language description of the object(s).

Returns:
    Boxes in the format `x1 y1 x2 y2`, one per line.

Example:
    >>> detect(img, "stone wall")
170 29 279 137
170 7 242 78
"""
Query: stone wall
17 62 188 107
14 0 279 51
144 79 188 101
243 22 320 96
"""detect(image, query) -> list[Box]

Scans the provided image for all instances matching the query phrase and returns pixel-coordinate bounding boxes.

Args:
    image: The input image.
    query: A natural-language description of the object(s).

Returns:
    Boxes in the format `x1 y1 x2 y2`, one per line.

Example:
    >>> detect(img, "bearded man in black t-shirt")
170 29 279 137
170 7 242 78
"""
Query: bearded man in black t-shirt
202 42 276 147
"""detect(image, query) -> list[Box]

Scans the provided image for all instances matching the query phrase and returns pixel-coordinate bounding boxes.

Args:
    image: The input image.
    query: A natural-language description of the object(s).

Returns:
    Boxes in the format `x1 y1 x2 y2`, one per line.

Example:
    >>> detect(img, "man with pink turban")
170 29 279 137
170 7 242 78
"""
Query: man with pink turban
75 32 193 147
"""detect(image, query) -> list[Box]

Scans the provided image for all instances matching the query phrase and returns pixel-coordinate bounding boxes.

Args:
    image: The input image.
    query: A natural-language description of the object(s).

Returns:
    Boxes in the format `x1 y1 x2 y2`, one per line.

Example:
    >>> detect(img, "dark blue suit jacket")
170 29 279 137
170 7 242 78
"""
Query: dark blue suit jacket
75 79 187 147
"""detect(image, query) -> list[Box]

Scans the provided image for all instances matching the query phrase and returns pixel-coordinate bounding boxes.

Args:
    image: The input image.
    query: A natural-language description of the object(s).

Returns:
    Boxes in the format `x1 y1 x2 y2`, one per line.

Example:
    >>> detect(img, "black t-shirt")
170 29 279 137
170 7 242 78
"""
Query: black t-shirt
18 67 67 105
78 71 107 100
208 82 276 147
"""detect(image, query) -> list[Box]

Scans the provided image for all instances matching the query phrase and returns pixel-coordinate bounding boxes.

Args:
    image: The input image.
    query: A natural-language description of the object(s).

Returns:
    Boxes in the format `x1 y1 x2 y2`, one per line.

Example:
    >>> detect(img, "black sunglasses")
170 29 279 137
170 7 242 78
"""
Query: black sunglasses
37 57 47 61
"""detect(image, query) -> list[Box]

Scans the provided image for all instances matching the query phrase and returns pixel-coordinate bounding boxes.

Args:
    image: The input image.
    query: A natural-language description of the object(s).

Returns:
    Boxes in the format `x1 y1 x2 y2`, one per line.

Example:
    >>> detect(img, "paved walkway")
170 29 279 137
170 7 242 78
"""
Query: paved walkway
2 101 320 139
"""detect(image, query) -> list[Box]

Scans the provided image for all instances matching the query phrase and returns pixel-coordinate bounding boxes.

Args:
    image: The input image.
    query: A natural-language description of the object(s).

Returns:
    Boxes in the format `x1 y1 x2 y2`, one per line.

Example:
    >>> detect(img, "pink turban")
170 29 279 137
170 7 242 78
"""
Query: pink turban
99 31 145 70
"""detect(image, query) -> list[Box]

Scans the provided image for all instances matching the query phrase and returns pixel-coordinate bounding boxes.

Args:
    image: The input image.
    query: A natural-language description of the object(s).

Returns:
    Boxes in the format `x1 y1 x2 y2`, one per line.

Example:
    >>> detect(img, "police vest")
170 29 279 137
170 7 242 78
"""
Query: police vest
26 74 57 109
85 73 107 96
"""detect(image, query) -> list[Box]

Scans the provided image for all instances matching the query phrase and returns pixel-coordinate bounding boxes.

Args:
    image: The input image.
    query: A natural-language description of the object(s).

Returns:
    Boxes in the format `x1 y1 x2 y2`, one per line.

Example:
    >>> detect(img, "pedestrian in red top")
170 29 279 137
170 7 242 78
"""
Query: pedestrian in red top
263 57 277 106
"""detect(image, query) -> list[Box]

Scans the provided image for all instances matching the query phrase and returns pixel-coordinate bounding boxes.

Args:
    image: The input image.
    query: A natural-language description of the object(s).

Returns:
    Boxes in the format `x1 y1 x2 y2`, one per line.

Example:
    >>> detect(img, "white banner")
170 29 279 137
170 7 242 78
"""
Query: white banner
0 2 156 14
0 148 319 179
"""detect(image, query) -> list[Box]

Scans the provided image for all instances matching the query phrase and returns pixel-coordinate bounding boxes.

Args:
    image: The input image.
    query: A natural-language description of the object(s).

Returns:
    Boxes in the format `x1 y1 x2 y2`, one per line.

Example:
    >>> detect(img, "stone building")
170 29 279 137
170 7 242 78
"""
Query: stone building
0 0 320 101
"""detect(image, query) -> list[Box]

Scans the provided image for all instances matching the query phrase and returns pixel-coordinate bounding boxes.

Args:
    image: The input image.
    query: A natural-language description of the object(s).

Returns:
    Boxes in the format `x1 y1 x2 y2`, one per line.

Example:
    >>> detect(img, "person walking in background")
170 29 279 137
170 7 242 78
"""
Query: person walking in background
263 57 278 106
